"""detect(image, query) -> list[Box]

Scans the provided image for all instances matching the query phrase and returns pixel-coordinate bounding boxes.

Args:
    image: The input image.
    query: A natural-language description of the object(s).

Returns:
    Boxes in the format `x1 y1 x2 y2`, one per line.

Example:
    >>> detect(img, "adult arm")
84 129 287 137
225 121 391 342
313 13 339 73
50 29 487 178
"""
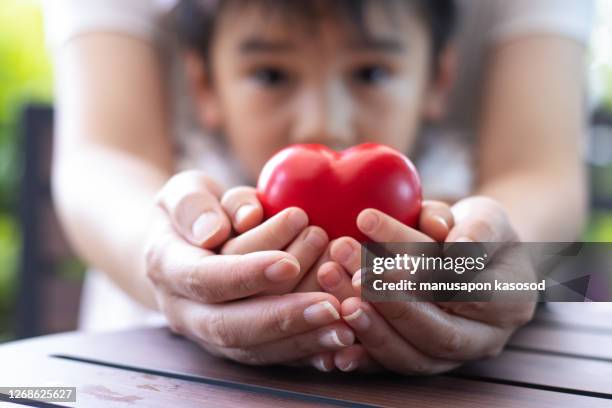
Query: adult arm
52 33 174 308
475 35 588 242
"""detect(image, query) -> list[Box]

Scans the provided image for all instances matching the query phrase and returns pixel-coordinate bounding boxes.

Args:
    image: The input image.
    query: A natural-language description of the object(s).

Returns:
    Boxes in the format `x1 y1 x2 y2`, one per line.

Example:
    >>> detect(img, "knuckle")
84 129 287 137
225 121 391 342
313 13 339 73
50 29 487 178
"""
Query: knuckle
143 239 165 284
438 328 463 356
266 303 294 336
221 186 256 206
220 187 241 208
205 313 240 348
186 266 218 303
158 297 186 336
470 218 496 241
167 317 185 336
262 220 291 246
283 333 316 359
385 303 416 323
229 348 266 366
176 191 208 216
364 327 388 349
228 256 259 294
514 307 535 327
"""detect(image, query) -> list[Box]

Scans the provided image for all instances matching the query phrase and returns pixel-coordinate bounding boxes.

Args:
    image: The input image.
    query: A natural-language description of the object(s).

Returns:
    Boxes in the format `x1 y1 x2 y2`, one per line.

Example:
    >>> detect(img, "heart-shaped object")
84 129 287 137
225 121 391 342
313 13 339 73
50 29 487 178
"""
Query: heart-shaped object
256 143 422 241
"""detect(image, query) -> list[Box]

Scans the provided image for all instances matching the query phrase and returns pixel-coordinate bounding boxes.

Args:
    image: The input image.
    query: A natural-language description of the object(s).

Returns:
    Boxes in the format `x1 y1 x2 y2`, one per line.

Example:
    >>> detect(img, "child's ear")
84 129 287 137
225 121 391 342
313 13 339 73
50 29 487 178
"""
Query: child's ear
423 44 456 121
184 51 223 130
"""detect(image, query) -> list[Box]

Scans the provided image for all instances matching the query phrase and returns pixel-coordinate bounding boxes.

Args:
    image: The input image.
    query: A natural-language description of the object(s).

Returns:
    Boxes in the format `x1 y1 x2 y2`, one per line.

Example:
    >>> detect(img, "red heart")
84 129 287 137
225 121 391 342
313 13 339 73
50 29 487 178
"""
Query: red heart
256 143 422 242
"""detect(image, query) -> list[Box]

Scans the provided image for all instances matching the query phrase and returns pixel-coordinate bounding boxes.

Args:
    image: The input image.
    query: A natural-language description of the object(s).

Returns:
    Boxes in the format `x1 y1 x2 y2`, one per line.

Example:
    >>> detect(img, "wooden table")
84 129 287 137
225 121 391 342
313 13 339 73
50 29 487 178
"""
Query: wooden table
0 303 610 407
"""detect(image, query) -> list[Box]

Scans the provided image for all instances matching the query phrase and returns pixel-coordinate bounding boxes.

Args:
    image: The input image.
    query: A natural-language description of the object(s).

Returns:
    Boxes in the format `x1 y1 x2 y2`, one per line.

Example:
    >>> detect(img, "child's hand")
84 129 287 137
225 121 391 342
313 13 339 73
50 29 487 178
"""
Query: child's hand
291 200 454 372
217 185 330 295
293 200 454 302
325 196 536 374
145 171 354 368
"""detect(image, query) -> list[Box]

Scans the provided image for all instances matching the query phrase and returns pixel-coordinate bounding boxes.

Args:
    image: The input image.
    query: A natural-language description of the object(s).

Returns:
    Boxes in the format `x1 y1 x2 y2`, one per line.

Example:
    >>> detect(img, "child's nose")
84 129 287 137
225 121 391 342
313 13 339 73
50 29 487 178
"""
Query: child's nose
290 85 356 149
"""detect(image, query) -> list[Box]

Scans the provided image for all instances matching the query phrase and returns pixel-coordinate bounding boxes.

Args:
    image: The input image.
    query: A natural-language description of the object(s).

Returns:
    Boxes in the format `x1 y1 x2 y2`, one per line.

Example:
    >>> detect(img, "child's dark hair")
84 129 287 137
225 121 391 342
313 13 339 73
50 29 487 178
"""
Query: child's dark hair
175 0 456 70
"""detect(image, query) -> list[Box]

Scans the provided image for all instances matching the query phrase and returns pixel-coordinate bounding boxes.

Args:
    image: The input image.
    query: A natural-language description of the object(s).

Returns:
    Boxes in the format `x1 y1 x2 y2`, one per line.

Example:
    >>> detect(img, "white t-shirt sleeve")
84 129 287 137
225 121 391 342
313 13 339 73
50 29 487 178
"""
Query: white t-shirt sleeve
489 0 594 44
41 0 175 51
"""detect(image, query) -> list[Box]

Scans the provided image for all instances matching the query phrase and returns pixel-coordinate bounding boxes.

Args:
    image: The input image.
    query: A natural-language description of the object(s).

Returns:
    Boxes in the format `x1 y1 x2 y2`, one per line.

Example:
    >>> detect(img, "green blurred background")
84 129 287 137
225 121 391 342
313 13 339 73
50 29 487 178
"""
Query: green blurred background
1 0 612 341
0 0 53 341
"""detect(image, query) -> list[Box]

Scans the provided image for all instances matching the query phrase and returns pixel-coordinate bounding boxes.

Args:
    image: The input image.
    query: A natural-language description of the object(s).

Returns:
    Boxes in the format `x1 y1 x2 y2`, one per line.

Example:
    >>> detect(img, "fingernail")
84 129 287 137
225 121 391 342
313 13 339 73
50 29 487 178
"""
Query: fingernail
312 356 332 372
192 211 221 243
338 360 357 372
319 329 353 348
343 308 371 331
359 211 378 233
304 301 340 325
320 264 342 290
288 209 308 232
264 258 300 282
352 269 362 288
235 204 256 225
332 241 355 265
432 215 448 230
304 228 326 249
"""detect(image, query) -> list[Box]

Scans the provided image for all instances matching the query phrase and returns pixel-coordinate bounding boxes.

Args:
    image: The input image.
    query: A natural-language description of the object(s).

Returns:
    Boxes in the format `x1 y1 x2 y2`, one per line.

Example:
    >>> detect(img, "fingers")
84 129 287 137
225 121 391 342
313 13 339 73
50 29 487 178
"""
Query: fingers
215 322 355 366
329 237 361 275
156 171 232 248
419 200 454 242
316 262 357 302
220 208 328 295
220 186 264 234
146 217 302 302
261 226 329 295
166 292 345 348
285 226 329 274
357 208 434 243
309 353 336 372
221 207 308 254
340 298 461 375
292 245 332 293
334 345 383 373
370 300 511 360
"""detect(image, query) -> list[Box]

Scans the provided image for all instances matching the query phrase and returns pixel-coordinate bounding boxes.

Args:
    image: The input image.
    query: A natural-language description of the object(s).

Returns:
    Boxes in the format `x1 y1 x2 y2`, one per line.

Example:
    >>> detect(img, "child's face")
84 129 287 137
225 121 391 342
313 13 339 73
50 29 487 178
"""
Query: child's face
190 2 450 182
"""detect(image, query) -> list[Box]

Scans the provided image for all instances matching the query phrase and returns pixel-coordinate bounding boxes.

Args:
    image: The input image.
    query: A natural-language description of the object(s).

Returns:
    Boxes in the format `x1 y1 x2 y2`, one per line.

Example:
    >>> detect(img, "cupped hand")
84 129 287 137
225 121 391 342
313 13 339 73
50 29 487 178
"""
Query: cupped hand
144 171 354 367
322 197 535 374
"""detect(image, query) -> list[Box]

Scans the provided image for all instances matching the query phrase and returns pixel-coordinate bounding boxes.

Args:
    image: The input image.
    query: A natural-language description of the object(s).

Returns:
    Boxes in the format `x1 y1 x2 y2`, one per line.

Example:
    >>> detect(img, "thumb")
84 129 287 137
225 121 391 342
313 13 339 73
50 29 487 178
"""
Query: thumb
156 171 232 249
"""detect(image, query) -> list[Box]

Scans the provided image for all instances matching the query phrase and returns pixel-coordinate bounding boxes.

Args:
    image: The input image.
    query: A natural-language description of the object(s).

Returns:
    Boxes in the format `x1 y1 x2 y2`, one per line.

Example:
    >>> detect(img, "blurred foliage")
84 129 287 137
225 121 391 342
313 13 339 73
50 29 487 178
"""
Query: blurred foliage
0 214 19 340
0 0 53 210
0 0 52 339
585 211 612 241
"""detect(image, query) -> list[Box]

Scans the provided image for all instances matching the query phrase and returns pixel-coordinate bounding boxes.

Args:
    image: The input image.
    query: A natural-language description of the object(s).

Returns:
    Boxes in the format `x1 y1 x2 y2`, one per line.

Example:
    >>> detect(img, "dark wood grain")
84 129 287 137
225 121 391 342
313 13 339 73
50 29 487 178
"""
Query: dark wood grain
457 350 612 397
0 348 327 408
1 303 611 407
1 326 610 408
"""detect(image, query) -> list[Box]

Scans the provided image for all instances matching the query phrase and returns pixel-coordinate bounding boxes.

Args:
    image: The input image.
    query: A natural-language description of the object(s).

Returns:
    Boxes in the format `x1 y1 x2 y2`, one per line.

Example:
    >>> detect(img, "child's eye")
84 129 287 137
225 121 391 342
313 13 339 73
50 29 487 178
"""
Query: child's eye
352 65 391 85
251 67 290 87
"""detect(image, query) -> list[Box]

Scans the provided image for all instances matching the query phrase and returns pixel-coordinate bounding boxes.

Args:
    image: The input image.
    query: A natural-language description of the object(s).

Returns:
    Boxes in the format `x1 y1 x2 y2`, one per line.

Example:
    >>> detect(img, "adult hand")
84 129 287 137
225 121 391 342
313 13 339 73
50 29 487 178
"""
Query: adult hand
327 197 536 374
144 171 354 367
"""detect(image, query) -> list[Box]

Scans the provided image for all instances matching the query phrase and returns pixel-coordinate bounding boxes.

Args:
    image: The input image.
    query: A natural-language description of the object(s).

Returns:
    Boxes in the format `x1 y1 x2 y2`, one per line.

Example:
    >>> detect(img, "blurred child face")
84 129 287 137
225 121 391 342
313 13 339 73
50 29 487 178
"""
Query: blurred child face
189 2 451 182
